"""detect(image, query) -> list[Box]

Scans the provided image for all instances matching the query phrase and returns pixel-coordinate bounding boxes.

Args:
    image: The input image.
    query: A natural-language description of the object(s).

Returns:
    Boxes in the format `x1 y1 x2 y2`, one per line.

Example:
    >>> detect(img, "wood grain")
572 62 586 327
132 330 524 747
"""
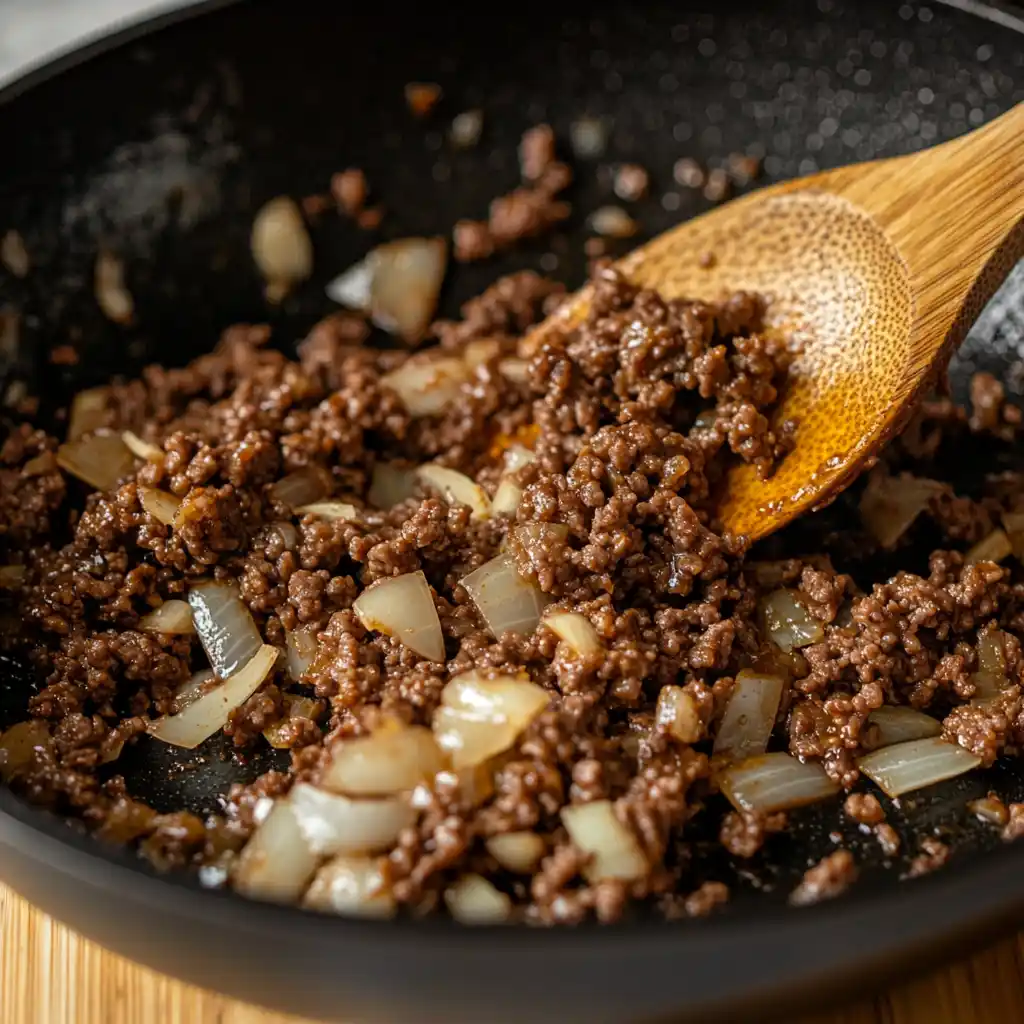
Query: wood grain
3 882 1024 1024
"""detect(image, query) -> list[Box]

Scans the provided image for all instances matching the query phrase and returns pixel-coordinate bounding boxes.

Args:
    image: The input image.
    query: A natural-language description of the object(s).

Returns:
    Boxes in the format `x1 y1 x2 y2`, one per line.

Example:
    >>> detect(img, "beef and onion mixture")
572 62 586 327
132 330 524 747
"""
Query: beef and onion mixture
3 183 1024 923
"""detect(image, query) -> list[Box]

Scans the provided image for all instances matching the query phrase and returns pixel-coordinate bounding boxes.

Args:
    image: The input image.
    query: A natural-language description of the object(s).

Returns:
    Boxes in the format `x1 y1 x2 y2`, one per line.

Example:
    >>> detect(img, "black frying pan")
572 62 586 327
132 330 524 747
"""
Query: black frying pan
3 1 1024 1021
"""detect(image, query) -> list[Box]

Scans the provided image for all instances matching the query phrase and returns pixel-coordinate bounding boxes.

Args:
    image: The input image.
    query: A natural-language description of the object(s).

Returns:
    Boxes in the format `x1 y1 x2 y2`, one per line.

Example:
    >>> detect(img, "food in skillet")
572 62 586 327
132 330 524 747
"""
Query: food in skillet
2 126 1024 923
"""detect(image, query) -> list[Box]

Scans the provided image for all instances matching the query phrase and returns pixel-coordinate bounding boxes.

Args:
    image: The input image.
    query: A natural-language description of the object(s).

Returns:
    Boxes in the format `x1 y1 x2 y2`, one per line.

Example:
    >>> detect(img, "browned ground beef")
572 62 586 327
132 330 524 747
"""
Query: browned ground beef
2 239 1024 921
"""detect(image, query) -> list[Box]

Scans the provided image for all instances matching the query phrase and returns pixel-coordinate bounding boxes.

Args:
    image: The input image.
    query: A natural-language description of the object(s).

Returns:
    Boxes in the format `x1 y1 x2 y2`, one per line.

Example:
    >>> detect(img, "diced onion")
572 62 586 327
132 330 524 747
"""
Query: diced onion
285 629 318 680
233 797 319 903
95 251 134 324
486 831 545 873
491 480 523 515
304 855 396 918
417 464 491 519
263 695 319 748
121 431 162 461
432 671 550 769
589 206 638 238
713 669 785 761
760 589 824 652
859 473 944 548
862 706 942 750
297 501 358 522
858 736 981 797
720 752 840 814
460 554 547 638
655 685 703 744
561 800 647 882
0 565 25 588
353 570 444 661
269 466 332 508
325 259 373 310
1002 510 1024 559
972 627 1010 700
147 644 277 749
498 358 530 384
381 356 469 417
57 434 136 492
251 197 313 303
444 874 512 924
504 445 536 474
321 720 444 795
368 463 419 508
139 486 180 526
1 229 29 278
289 782 414 854
171 669 214 714
188 581 264 679
138 600 195 635
463 338 500 368
0 719 50 782
965 529 1012 566
67 387 109 441
543 610 603 657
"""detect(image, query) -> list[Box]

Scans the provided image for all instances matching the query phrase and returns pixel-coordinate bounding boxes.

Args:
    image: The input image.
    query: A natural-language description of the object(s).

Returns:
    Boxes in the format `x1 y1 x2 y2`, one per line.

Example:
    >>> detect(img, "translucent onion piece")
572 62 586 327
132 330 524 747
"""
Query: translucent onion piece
485 831 545 873
353 570 444 662
720 752 840 814
965 528 1012 566
269 466 331 508
862 706 942 750
233 797 319 903
121 431 162 461
325 259 373 311
188 581 263 679
148 644 277 749
713 669 785 761
304 855 396 918
498 358 530 384
858 737 982 797
0 719 50 782
560 800 647 882
139 486 180 526
137 600 195 635
463 338 500 368
859 474 944 548
368 237 448 343
1 229 29 278
95 251 134 324
67 387 110 440
297 501 358 522
273 521 299 551
285 629 318 680
57 434 135 492
381 356 469 417
251 197 313 302
589 205 638 238
1002 510 1024 559
460 554 547 638
321 721 444 796
450 109 483 148
543 610 603 657
491 480 523 515
504 445 536 474
444 874 512 924
0 565 25 588
171 669 214 714
432 671 550 770
368 463 418 508
288 782 414 854
655 685 703 744
416 465 491 519
760 589 824 653
263 695 319 749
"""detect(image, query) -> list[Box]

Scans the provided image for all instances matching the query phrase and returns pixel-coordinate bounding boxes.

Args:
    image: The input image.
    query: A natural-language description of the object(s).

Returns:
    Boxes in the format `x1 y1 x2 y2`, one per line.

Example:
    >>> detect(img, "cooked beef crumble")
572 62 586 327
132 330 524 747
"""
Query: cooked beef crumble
2 241 1024 922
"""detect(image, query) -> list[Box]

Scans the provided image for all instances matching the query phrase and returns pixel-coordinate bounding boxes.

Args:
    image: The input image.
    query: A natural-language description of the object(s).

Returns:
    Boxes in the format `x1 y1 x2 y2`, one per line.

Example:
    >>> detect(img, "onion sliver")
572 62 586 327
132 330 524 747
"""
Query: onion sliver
321 721 444 796
263 695 319 749
860 473 945 548
289 782 414 855
298 501 358 522
973 627 1011 700
857 736 981 798
285 629 318 680
67 387 110 441
485 831 545 874
122 431 162 461
188 580 263 679
148 644 277 749
251 196 313 302
233 797 319 903
269 466 331 508
655 685 703 744
373 237 448 343
432 671 550 770
138 600 195 635
381 357 469 417
416 464 491 519
759 589 824 652
304 855 396 918
57 434 135 492
171 669 214 714
713 669 785 762
95 251 134 324
965 528 1012 566
720 752 840 814
139 486 180 526
368 463 418 508
862 706 942 750
0 719 50 782
353 570 444 662
561 800 647 882
460 554 547 638
543 610 603 657
444 874 512 924
491 480 523 516
504 445 536 473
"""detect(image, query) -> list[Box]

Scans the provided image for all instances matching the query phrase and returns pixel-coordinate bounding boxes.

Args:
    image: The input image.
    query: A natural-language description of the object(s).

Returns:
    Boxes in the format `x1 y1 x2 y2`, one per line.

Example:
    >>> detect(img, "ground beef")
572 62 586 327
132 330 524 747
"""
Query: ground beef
907 836 951 878
789 850 858 906
844 792 885 827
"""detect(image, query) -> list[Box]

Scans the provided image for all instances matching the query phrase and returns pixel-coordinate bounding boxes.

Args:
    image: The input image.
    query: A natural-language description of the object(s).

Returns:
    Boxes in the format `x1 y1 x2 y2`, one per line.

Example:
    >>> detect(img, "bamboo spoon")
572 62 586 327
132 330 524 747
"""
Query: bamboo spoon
526 102 1024 542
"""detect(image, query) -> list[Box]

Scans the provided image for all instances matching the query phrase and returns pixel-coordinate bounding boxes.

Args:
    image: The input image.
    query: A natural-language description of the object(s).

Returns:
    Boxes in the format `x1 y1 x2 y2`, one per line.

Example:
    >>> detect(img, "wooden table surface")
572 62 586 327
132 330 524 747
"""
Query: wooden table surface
3 882 1024 1024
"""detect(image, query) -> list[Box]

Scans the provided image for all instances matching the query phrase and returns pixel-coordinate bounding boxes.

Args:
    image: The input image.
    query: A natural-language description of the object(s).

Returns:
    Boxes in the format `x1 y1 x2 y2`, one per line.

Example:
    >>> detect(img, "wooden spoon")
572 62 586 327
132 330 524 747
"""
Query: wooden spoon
526 102 1024 543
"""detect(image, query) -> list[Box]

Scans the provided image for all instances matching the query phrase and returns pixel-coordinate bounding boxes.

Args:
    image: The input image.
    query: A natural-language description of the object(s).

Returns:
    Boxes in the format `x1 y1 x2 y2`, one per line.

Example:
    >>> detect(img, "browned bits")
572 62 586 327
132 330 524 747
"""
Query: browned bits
404 82 442 118
844 792 884 826
907 837 950 878
789 850 858 906
726 152 762 186
331 169 368 215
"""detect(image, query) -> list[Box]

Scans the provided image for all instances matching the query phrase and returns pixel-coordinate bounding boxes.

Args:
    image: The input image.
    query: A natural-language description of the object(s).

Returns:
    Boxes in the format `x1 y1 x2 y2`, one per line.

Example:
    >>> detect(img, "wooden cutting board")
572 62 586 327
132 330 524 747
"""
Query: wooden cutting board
2 882 1023 1024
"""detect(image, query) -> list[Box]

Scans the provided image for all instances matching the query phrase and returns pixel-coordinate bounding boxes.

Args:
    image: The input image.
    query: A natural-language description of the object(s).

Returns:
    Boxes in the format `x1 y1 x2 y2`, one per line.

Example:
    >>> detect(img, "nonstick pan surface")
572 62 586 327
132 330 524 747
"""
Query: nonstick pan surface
3 1 1024 1021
